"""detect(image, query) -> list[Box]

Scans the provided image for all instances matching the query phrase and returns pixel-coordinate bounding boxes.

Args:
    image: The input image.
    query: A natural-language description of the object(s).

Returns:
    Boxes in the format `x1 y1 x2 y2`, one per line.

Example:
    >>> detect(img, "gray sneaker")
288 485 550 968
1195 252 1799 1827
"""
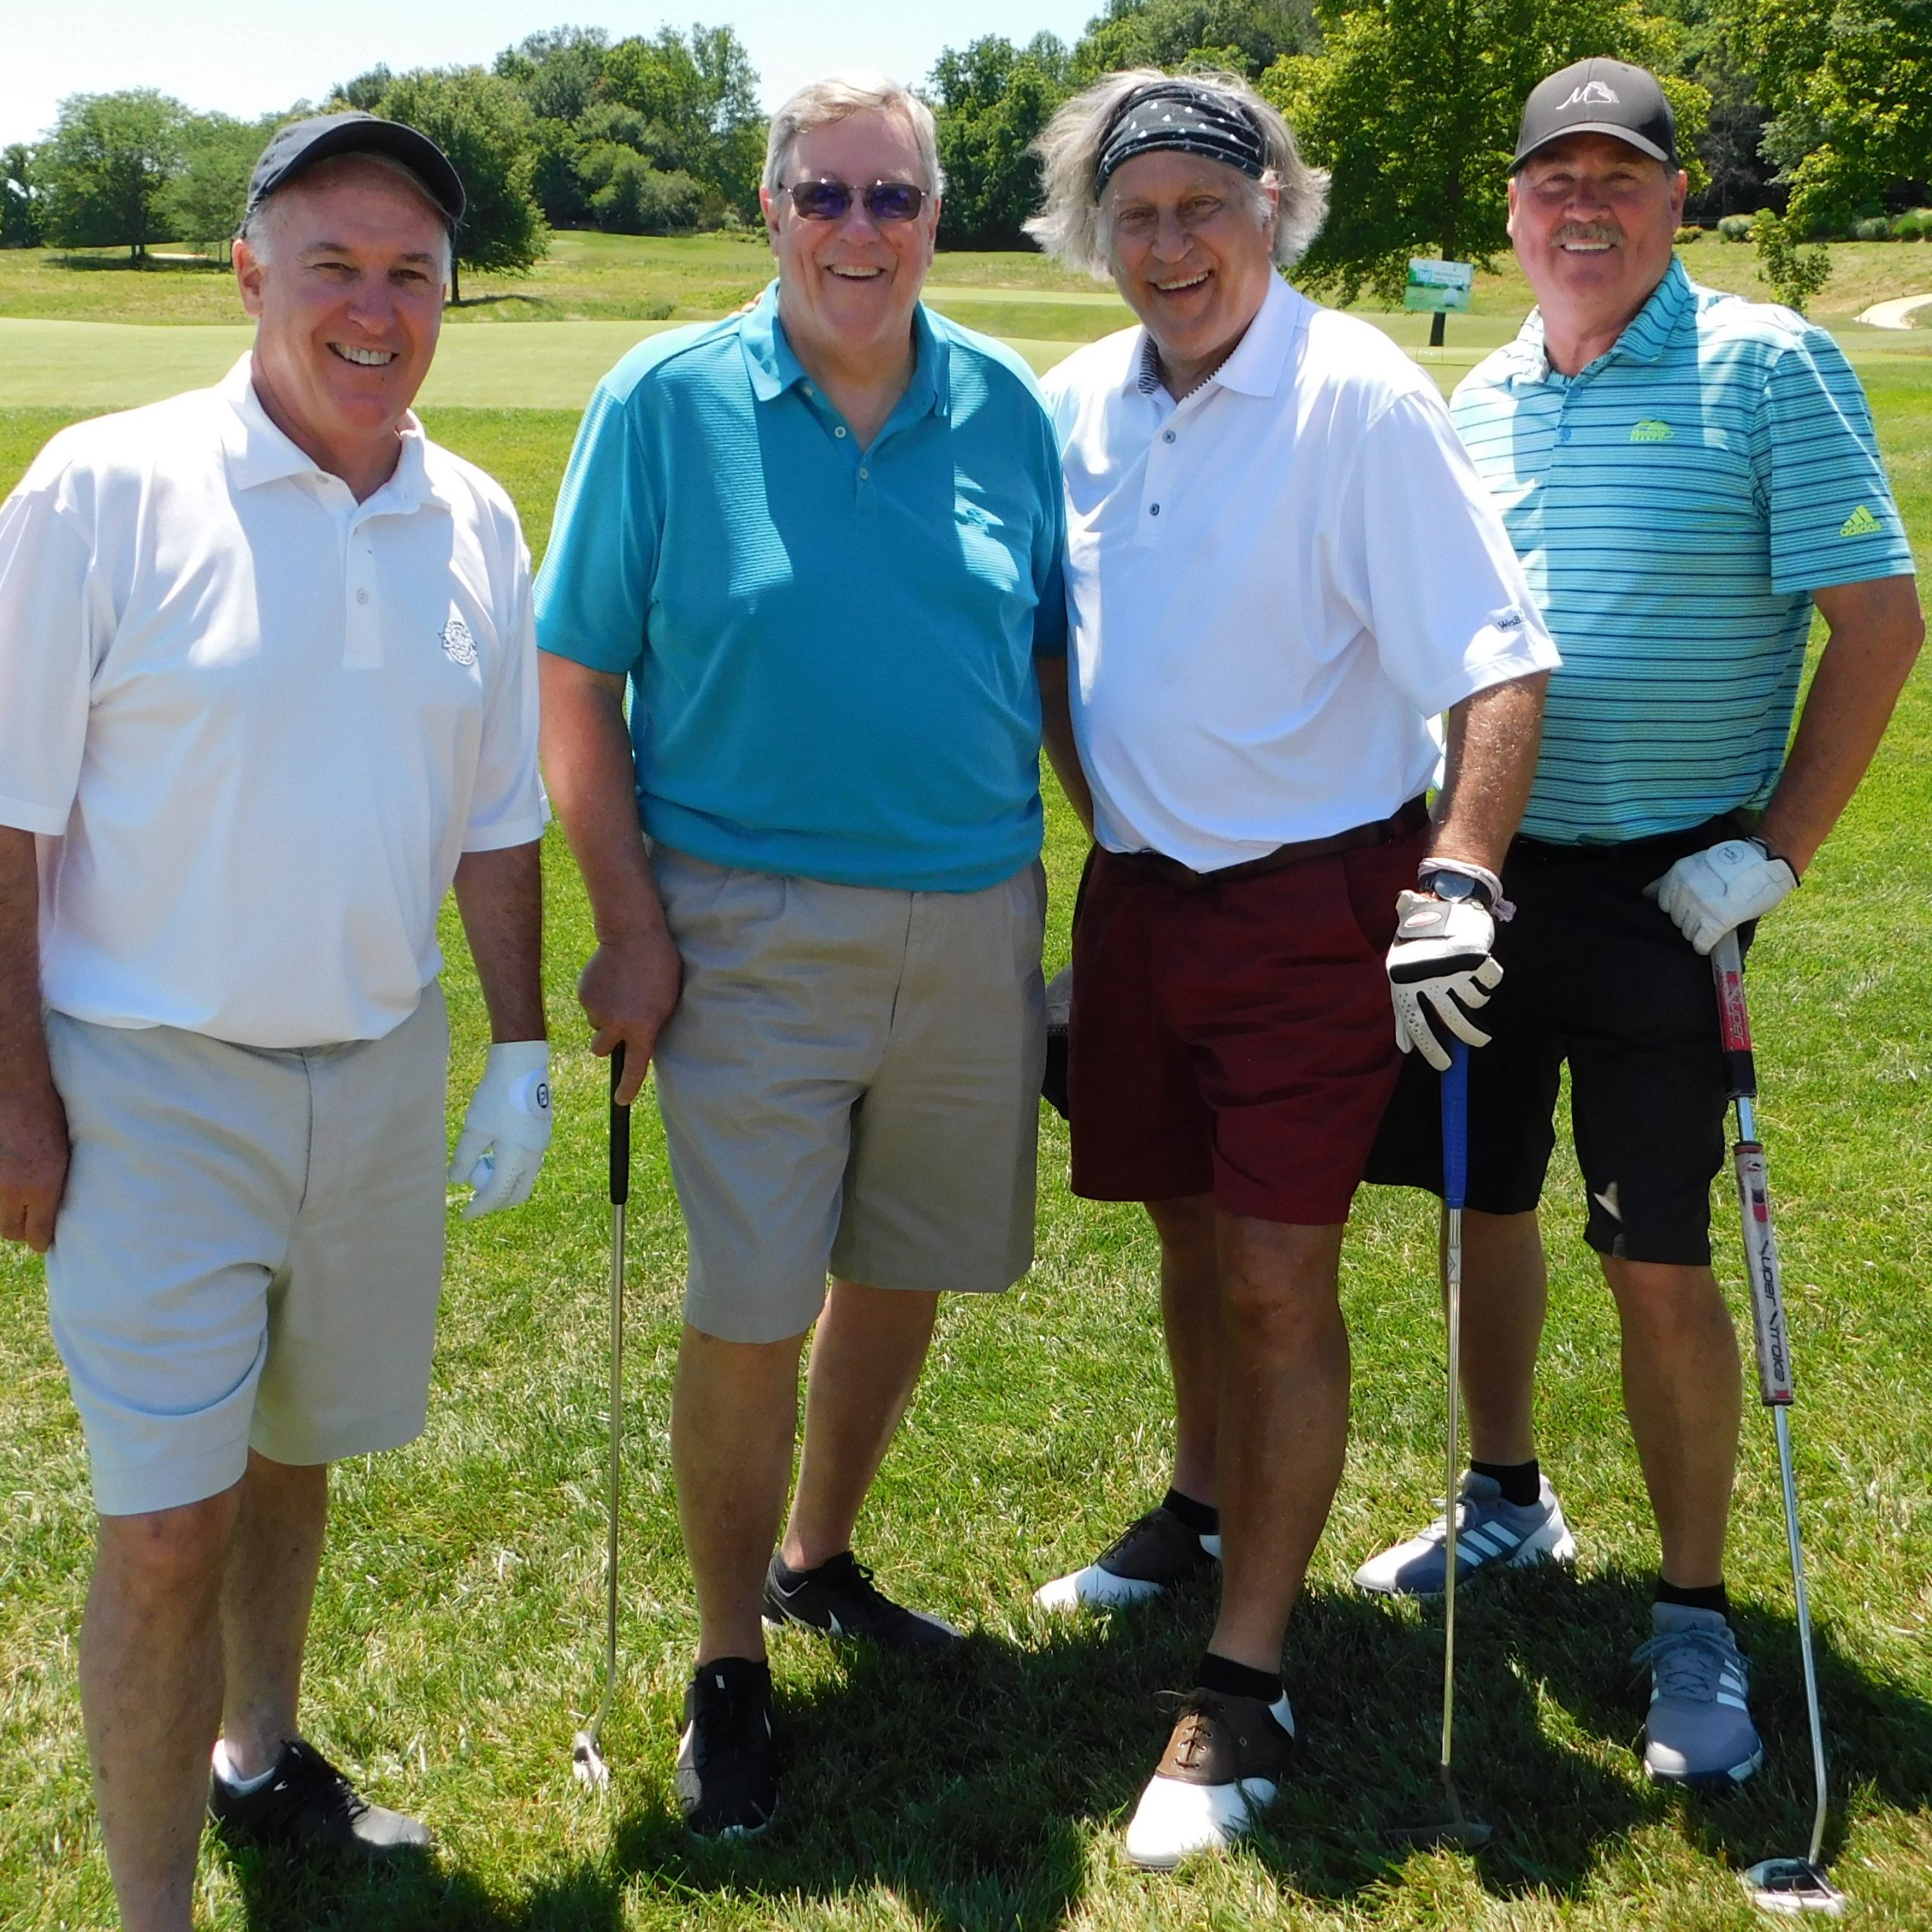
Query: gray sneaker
1632 1602 1764 1789
1353 1472 1577 1597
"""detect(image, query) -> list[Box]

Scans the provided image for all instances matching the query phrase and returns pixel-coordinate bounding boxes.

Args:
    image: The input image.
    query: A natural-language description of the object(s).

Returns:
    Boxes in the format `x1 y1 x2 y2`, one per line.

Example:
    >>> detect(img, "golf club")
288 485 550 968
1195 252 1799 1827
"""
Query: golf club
1392 1036 1493 1850
1711 933 1844 1917
571 1044 630 1792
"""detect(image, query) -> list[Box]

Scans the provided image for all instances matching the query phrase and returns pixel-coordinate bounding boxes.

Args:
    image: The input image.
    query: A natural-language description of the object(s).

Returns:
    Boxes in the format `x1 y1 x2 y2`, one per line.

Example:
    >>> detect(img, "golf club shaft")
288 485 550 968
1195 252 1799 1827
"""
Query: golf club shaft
1440 1039 1470 1774
594 1044 630 1742
1710 934 1827 1868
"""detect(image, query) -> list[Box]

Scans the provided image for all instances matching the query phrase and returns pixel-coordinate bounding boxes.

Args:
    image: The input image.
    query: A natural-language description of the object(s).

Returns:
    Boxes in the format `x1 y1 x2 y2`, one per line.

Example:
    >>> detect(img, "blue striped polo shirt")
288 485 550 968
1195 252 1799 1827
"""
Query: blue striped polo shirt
1452 258 1913 844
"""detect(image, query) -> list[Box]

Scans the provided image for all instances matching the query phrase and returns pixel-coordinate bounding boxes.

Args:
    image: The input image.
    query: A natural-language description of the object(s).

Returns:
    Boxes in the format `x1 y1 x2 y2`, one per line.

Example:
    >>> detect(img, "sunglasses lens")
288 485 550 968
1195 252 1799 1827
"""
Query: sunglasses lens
866 183 924 222
790 180 851 220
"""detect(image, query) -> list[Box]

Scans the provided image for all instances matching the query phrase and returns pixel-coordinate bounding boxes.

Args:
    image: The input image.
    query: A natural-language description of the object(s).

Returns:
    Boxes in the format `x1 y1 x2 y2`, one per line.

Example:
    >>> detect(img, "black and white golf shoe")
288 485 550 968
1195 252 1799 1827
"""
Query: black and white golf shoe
1633 1604 1764 1789
1034 1503 1222 1611
208 1738 429 1857
762 1552 963 1652
676 1657 778 1838
1353 1472 1576 1597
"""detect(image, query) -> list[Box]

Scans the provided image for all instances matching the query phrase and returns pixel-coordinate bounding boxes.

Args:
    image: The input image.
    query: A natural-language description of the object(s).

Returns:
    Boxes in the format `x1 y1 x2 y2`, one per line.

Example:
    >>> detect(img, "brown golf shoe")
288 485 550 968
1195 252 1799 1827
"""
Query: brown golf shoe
1124 1687 1296 1869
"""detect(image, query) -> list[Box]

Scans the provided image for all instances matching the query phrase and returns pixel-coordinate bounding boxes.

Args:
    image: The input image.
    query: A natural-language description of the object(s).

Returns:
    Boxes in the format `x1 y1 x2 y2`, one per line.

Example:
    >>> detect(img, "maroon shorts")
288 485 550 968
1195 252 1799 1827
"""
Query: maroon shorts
1068 825 1427 1224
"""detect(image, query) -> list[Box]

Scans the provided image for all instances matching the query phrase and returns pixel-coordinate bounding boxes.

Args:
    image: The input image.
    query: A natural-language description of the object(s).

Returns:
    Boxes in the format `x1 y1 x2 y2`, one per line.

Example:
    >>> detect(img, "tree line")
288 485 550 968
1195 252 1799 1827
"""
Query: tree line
4 0 1927 311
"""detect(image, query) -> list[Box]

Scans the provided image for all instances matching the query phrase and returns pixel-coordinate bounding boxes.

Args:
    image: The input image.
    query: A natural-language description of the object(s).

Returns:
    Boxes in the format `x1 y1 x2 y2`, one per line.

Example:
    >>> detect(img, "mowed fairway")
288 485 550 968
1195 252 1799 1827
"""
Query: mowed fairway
2 242 1930 1930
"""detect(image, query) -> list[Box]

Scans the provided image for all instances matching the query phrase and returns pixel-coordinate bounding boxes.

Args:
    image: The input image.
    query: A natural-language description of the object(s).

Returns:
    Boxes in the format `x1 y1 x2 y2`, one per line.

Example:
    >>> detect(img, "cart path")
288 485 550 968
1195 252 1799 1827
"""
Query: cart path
1856 293 1932 328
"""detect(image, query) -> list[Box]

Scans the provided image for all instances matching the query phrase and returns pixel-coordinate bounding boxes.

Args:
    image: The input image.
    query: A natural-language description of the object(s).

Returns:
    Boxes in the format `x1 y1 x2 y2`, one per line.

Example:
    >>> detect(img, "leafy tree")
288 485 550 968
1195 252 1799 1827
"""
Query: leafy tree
1263 0 1709 305
333 66 395 113
601 26 764 218
1749 205 1832 309
365 67 549 300
1071 0 1318 81
929 35 1072 248
1723 0 1932 235
580 148 703 232
158 112 275 259
37 90 188 260
494 26 610 124
1 144 40 249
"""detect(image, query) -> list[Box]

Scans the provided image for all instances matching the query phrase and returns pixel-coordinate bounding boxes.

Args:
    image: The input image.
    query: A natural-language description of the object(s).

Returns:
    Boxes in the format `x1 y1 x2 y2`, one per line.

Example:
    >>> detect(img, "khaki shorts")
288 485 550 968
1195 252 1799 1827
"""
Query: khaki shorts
45 986 449 1516
652 849 1047 1345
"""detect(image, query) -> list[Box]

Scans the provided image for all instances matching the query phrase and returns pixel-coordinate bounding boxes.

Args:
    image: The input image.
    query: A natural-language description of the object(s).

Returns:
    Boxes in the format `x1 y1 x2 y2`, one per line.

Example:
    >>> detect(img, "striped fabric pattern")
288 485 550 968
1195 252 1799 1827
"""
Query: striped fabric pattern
1452 258 1914 844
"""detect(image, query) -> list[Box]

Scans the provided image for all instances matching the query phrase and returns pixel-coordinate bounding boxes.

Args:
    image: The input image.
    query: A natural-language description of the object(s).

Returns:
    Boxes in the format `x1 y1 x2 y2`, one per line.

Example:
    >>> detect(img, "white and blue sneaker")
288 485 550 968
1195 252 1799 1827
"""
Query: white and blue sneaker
1632 1602 1764 1789
1353 1472 1577 1597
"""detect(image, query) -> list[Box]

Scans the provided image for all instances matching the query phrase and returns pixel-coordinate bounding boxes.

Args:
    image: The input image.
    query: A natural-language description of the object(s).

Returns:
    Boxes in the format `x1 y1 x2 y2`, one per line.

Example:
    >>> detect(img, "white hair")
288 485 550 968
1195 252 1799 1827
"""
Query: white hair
762 71 946 199
1024 68 1327 278
238 151 454 281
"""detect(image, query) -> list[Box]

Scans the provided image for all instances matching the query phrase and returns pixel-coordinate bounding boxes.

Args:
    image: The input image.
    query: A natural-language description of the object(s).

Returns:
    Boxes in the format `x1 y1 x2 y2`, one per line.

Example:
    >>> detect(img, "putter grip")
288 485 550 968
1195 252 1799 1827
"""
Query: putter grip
1712 931 1757 1100
1441 1038 1469 1213
609 1044 630 1207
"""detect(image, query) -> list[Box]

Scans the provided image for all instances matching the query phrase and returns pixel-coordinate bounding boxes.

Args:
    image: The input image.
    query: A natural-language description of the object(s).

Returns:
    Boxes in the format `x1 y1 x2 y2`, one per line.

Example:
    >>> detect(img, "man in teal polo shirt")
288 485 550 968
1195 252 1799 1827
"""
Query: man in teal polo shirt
1364 59 1922 1788
536 72 1072 1837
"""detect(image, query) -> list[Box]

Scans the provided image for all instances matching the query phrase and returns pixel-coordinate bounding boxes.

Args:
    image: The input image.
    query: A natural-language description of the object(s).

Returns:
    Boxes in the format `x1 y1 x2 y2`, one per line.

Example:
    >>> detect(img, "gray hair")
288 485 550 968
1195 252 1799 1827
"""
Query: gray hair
1024 69 1327 278
238 152 454 281
762 71 946 199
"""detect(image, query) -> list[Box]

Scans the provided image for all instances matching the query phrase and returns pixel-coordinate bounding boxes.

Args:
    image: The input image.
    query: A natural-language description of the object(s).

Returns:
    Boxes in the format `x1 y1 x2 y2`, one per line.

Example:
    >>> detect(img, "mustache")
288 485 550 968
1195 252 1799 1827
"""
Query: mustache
1552 223 1621 246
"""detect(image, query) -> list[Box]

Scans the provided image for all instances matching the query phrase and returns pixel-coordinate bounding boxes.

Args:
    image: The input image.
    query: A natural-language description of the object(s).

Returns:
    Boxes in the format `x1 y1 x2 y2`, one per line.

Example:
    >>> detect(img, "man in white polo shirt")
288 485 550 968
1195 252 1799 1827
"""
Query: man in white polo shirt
1023 69 1557 1866
0 115 549 1930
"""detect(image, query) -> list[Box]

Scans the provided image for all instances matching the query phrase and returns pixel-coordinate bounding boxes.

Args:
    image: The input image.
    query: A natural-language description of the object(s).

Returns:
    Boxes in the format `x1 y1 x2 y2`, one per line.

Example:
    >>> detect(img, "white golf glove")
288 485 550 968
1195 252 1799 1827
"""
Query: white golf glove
1386 890 1503 1072
451 1041 552 1220
1647 837 1797 955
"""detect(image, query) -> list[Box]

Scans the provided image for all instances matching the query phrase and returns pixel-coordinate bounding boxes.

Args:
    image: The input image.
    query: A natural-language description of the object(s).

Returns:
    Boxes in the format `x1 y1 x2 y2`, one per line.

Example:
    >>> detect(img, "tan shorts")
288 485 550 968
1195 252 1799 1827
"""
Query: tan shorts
652 849 1047 1345
45 987 449 1515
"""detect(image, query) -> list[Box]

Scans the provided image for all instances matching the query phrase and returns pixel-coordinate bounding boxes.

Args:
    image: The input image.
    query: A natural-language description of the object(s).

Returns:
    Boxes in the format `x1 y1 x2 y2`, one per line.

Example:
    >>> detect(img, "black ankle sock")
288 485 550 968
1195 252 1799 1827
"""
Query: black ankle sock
1162 1487 1220 1536
1656 1578 1731 1619
1470 1458 1542 1508
771 1551 843 1588
1195 1651 1283 1706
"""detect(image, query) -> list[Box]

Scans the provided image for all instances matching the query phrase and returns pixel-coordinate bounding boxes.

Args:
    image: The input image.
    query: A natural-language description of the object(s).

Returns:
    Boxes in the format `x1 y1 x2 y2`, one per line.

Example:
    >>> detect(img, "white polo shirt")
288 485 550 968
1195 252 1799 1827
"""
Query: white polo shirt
1043 275 1559 870
0 358 546 1048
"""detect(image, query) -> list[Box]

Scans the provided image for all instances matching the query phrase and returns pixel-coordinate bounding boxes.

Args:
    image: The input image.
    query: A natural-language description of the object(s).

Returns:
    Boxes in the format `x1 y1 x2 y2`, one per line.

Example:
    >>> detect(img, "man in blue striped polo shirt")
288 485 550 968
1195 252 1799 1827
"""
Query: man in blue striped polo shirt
1364 59 1922 1789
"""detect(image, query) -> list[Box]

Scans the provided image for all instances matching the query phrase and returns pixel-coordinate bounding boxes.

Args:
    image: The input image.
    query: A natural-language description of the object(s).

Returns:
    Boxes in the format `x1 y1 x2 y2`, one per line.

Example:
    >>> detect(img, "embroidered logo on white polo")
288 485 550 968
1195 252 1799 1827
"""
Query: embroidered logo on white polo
441 615 478 665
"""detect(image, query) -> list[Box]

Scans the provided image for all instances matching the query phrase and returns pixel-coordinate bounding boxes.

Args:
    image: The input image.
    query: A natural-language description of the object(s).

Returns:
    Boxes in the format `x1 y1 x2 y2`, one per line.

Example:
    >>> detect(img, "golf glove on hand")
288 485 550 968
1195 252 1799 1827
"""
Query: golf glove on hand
1647 837 1797 955
452 1041 552 1220
1386 890 1503 1072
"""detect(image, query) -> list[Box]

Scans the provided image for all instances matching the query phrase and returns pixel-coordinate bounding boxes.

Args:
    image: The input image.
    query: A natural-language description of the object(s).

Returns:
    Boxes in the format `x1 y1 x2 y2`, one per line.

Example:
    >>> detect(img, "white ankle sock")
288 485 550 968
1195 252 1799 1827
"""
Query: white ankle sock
213 1737 277 1793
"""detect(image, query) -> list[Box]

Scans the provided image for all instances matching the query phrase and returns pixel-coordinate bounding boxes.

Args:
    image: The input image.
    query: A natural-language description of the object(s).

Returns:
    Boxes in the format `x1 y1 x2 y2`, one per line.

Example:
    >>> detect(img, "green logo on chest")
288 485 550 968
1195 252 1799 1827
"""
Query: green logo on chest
1629 417 1675 443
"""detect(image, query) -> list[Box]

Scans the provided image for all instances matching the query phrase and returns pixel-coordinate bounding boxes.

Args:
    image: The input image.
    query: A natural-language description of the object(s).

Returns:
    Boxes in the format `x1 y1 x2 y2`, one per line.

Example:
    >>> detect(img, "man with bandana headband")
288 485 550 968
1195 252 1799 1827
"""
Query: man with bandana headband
1023 69 1558 1866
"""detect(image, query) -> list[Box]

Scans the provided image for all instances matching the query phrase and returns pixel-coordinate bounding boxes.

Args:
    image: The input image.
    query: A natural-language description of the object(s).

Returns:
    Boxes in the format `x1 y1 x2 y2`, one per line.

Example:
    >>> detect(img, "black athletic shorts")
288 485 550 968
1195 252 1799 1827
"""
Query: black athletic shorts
1364 816 1752 1266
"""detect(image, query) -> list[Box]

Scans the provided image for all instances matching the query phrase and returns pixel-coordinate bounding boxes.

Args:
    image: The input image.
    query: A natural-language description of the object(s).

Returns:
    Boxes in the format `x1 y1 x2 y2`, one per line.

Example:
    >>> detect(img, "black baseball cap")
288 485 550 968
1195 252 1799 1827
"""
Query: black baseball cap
1511 59 1678 173
243 112 466 228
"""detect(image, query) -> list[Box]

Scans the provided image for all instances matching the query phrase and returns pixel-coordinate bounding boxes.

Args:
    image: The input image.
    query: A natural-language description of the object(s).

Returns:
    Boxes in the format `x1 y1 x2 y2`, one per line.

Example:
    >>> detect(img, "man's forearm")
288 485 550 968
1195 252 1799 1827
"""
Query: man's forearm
537 657 669 941
1038 654 1094 837
1756 575 1924 875
1431 672 1550 875
453 841 546 1043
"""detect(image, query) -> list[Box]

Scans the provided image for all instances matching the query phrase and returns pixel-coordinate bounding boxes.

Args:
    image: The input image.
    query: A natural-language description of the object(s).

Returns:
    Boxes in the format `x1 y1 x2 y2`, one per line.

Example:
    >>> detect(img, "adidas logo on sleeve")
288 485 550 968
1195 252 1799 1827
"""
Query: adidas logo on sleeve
1839 504 1882 537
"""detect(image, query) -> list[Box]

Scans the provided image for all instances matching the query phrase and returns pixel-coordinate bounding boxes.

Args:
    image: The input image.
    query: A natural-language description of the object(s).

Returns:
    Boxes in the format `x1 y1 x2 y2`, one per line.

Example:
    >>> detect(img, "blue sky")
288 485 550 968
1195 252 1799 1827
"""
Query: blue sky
2 1 1097 148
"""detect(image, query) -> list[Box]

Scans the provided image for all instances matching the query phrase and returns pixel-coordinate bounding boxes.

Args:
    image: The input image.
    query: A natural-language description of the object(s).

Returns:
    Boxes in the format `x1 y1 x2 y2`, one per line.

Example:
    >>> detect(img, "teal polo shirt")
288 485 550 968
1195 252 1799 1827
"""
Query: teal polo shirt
534 284 1067 892
1453 259 1913 844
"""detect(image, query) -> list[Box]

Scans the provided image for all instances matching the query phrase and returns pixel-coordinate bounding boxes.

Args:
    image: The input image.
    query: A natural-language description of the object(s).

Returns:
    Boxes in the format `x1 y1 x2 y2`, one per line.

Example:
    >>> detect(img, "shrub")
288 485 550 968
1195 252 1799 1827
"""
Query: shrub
1894 209 1932 241
1853 216 1894 241
1675 224 1703 245
1718 214 1753 242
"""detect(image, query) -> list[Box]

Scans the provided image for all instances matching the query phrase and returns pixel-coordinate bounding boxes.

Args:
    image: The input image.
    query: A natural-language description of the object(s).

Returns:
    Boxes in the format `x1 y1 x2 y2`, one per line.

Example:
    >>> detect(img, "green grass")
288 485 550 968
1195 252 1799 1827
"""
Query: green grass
2 256 1930 1930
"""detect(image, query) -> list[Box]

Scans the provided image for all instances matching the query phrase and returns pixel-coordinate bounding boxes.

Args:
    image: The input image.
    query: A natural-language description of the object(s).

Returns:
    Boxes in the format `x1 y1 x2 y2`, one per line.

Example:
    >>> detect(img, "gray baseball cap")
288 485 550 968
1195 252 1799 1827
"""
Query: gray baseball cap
244 112 466 227
1512 59 1678 173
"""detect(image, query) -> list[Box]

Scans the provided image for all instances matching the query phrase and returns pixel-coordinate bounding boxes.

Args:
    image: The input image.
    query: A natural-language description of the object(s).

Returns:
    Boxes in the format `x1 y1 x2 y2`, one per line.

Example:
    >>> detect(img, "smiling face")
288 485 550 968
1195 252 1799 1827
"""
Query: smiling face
1508 132 1685 358
235 155 448 491
1102 149 1278 394
761 106 937 376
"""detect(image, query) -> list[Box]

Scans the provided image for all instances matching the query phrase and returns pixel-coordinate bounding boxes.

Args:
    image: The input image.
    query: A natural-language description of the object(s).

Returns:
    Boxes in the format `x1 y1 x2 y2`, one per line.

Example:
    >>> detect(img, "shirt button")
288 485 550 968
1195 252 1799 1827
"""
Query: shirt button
1149 503 1161 516
834 426 847 438
356 588 369 604
858 466 869 480
1558 428 1572 443
1163 429 1177 443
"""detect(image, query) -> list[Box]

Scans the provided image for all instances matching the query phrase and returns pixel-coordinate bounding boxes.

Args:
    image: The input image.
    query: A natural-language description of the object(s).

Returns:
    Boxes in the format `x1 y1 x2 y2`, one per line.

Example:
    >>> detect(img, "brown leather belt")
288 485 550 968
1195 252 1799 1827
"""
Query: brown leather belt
1111 795 1431 893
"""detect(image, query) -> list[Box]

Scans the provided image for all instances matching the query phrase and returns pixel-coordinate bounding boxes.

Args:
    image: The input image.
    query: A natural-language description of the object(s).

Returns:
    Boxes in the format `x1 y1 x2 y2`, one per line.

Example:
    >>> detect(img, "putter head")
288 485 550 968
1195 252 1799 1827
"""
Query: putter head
1388 1818 1493 1850
1742 1858 1846 1918
571 1729 611 1792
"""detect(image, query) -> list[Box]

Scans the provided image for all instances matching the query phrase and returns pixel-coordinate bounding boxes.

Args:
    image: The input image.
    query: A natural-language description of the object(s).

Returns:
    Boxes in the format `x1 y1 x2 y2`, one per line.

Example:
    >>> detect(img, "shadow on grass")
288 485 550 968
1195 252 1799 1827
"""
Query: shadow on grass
50 251 229 273
219 1567 1931 1930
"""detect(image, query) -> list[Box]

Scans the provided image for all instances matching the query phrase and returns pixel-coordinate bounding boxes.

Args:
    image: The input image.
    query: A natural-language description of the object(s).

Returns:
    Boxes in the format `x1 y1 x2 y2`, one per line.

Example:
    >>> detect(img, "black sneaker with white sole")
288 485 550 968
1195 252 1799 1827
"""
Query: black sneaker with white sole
208 1738 429 1857
676 1657 778 1838
1034 1504 1222 1611
762 1552 963 1652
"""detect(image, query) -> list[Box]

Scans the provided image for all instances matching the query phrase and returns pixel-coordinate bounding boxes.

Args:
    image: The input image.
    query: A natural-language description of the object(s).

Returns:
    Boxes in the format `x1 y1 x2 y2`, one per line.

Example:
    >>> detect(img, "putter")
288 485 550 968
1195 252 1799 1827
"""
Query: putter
572 1044 631 1792
1712 934 1845 1918
1392 1037 1493 1850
